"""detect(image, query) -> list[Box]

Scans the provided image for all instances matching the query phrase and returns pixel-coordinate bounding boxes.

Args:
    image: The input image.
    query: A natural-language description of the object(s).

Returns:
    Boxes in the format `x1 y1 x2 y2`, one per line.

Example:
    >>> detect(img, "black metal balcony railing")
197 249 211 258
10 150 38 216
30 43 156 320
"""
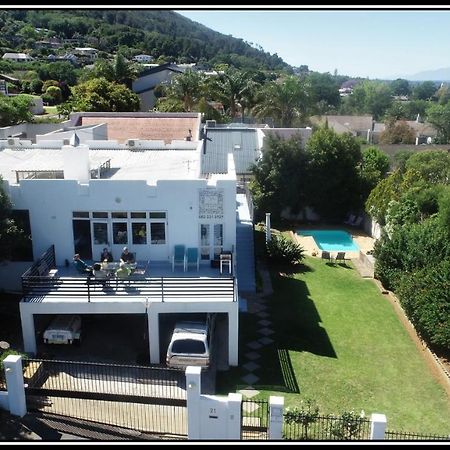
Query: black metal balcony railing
21 275 237 303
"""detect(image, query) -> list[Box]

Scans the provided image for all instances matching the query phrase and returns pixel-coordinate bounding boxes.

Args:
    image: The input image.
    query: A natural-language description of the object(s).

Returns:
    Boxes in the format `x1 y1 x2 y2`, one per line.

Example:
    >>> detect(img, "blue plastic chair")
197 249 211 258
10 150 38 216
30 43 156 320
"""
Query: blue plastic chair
172 245 186 272
186 247 200 272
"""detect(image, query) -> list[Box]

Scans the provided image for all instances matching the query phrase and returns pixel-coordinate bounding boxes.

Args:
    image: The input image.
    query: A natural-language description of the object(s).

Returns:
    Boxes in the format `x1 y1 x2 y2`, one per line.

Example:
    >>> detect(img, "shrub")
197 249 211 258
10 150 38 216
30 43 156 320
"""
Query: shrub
0 349 28 385
397 260 450 350
266 234 305 265
284 399 320 440
373 217 450 291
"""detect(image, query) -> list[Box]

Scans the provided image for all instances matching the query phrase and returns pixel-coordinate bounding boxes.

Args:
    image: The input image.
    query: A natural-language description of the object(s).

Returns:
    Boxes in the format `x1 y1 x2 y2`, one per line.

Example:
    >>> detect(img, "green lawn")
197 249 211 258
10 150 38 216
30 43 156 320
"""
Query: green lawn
217 253 450 434
43 105 58 115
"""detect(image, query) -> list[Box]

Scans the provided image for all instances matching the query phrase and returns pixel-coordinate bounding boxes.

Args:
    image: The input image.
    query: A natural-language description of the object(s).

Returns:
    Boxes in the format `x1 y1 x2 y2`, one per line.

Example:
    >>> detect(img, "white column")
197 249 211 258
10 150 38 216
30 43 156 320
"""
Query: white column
228 308 239 366
227 392 242 440
269 395 284 440
265 213 271 242
148 308 160 364
186 366 202 440
19 305 36 355
3 355 27 417
370 413 387 440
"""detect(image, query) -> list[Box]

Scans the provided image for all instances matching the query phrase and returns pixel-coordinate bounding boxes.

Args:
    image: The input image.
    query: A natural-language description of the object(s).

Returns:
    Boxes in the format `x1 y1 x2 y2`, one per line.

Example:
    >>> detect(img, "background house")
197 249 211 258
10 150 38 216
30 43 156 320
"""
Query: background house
133 54 154 63
132 63 185 111
310 114 374 141
2 52 34 62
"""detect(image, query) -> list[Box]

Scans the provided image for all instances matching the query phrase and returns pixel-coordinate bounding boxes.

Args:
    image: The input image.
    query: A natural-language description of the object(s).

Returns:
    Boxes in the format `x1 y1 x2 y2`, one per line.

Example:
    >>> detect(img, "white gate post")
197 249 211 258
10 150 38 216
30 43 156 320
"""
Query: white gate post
227 392 242 439
3 355 27 417
370 413 387 440
268 395 284 440
186 366 202 440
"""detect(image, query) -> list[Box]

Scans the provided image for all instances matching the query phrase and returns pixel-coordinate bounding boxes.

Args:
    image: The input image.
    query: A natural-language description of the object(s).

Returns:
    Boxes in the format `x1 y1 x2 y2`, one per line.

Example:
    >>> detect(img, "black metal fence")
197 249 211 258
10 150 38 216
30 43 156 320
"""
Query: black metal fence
283 414 372 441
22 245 56 278
241 399 269 440
21 275 236 303
385 430 450 441
23 358 188 438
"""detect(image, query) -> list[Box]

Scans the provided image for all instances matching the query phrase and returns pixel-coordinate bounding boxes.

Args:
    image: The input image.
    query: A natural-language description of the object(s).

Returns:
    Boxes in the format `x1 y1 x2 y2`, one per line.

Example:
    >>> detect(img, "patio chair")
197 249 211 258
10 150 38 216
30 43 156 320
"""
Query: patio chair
172 244 186 272
321 251 331 262
335 252 346 264
186 247 199 272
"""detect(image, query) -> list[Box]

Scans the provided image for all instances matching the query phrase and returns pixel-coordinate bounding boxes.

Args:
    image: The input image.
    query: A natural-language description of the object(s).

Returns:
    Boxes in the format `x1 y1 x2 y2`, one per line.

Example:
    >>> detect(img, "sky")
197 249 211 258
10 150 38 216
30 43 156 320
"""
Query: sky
175 7 450 80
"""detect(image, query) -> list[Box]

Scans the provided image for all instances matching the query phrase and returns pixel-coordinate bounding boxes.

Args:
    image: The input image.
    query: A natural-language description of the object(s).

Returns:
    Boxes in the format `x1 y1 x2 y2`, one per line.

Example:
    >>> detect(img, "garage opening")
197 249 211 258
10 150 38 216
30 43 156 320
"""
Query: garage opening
34 313 148 365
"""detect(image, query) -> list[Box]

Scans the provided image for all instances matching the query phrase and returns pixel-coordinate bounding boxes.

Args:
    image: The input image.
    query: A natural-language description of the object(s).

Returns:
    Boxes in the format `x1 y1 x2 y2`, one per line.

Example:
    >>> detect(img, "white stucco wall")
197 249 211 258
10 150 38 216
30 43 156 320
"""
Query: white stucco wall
36 124 108 144
9 176 236 266
0 122 70 141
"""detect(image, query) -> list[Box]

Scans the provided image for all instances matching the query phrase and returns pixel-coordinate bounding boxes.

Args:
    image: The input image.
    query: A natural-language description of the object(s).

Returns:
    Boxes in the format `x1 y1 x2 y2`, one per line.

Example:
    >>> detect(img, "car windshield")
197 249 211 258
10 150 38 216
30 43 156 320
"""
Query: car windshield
171 339 206 355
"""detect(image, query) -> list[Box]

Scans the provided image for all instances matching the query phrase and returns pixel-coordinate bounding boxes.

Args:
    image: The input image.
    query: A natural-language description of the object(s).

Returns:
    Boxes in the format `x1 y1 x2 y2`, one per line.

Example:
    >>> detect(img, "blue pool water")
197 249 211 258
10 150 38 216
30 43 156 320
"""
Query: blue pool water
297 230 360 252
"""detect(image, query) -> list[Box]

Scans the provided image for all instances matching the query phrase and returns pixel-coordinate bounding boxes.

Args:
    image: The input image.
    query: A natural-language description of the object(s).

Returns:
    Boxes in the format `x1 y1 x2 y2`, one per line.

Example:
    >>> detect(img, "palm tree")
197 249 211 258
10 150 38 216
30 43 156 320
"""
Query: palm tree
252 76 310 127
208 68 259 120
167 69 206 112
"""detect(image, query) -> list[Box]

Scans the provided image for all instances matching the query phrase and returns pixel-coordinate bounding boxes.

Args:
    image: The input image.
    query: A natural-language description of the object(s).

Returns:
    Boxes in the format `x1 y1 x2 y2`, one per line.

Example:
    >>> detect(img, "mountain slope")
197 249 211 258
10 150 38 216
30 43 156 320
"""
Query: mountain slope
404 67 450 82
0 9 289 71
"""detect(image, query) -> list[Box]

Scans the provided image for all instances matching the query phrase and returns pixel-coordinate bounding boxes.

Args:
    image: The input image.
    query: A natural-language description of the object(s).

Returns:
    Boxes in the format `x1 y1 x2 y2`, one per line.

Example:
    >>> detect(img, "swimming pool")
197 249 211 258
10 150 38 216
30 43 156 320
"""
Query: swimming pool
297 230 360 252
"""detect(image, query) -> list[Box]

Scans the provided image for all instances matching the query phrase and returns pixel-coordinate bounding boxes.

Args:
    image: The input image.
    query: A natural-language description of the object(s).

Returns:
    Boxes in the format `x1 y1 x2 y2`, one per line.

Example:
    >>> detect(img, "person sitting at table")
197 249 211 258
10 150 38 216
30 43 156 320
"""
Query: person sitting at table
115 261 131 279
120 247 134 264
100 247 113 263
73 254 93 275
92 262 107 286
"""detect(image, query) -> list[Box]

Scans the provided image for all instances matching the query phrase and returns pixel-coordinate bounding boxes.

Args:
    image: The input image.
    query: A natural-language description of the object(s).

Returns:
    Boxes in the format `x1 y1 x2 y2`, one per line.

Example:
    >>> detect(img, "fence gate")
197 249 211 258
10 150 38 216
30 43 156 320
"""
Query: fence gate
23 359 187 439
241 398 269 440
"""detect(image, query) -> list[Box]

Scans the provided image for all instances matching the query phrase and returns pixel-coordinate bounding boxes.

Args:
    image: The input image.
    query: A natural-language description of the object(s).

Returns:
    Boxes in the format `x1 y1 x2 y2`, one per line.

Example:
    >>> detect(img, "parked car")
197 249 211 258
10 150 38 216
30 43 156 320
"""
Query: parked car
43 315 82 345
166 314 216 370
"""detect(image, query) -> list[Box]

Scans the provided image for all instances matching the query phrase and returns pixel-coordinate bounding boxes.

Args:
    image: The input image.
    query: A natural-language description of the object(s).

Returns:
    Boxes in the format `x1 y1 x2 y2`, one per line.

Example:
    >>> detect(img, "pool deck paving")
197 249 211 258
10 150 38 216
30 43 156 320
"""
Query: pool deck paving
290 226 375 260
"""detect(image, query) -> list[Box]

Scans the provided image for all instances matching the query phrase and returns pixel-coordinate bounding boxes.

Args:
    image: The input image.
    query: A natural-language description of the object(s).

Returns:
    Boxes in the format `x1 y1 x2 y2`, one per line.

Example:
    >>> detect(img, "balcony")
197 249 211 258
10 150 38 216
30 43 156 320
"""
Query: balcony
21 247 237 305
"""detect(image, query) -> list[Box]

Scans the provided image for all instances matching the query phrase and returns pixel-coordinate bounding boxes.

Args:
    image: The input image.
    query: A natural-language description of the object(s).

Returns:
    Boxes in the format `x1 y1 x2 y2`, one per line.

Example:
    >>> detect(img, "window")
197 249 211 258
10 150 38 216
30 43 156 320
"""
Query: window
73 211 89 218
131 212 146 219
150 222 165 244
149 212 166 219
113 222 128 244
112 212 128 219
93 222 108 245
213 224 223 259
92 212 108 218
200 224 210 260
132 223 147 245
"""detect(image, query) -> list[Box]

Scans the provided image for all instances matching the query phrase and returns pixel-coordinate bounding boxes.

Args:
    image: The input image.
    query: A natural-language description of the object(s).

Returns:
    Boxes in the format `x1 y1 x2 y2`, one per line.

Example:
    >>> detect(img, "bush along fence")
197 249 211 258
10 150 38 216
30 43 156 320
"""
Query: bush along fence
282 400 450 441
1 356 449 441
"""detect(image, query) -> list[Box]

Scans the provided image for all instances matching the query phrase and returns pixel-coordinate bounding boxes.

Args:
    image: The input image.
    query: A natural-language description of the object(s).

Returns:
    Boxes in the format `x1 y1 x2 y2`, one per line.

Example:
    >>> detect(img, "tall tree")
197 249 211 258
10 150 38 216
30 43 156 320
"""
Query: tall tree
250 134 308 221
359 146 390 201
390 78 411 96
0 95 34 127
347 80 393 119
412 81 437 101
426 102 450 143
164 69 206 112
252 75 310 127
69 77 140 112
208 68 258 119
306 72 341 114
305 127 362 220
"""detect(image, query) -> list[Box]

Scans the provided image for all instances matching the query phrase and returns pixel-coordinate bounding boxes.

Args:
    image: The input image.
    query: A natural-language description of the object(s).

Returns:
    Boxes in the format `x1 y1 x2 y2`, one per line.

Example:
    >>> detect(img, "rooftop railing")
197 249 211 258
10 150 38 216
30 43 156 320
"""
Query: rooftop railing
21 275 237 303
